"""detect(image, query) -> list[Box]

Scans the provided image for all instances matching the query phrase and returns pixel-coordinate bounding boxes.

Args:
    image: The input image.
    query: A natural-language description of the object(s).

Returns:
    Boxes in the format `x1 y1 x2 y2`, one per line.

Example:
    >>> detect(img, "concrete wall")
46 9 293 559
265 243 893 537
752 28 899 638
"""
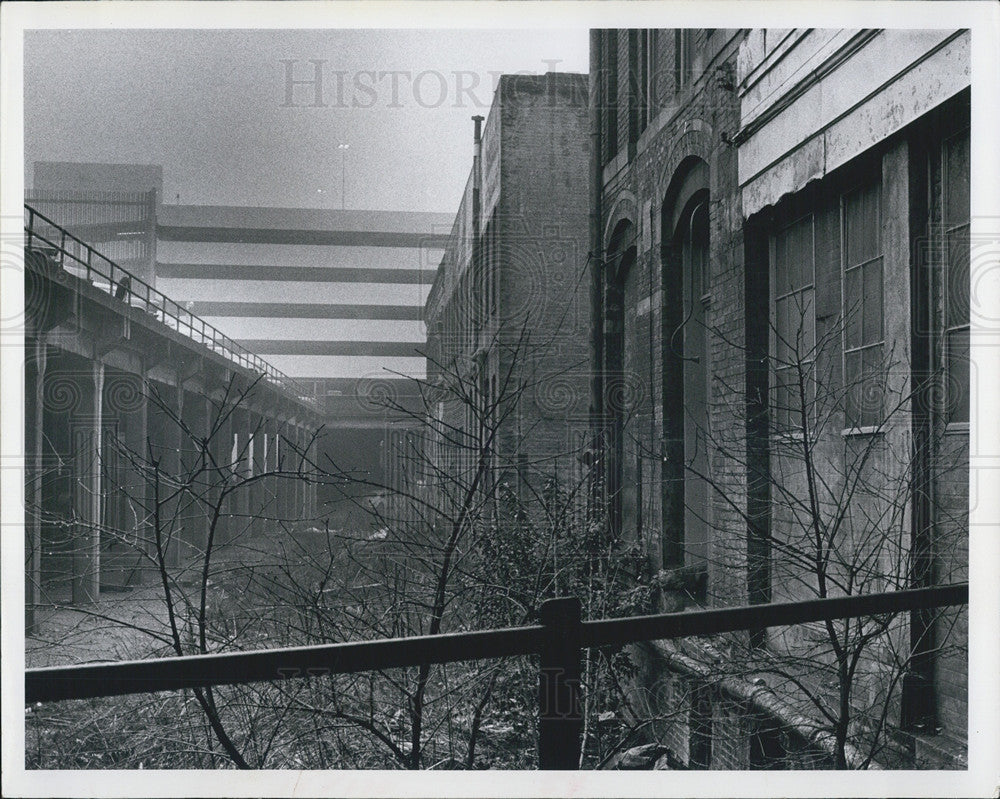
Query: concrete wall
737 29 970 215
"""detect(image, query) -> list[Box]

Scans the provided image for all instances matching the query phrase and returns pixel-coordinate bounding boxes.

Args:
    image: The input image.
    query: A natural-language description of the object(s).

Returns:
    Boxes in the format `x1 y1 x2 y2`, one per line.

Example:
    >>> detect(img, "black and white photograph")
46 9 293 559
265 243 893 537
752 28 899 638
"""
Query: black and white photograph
2 2 998 797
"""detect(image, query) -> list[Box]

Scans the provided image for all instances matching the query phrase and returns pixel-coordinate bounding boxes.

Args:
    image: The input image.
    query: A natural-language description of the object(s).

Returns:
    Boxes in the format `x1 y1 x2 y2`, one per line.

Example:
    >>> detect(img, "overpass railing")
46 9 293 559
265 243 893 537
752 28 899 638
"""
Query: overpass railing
25 582 968 769
24 203 321 412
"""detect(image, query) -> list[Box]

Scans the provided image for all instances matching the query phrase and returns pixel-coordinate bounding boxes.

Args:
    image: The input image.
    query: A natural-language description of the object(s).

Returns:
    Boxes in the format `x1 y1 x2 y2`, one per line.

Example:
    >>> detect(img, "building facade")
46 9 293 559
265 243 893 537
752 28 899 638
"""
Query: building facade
592 28 969 768
421 72 591 521
735 28 970 767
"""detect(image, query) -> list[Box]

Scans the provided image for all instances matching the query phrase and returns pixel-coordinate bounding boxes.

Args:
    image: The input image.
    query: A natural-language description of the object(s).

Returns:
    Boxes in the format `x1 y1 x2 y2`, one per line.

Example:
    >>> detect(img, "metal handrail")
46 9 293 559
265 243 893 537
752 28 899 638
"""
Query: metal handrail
25 582 968 768
24 203 320 411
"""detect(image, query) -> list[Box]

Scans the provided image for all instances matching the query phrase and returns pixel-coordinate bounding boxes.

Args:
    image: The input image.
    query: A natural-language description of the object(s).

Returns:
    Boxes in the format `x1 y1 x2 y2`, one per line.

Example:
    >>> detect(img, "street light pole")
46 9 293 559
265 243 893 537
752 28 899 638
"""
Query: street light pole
338 143 350 209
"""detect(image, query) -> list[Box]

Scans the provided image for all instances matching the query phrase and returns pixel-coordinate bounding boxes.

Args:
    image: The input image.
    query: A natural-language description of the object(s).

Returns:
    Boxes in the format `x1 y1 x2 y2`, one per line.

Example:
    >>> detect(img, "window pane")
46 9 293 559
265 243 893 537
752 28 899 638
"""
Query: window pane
845 349 862 427
861 344 885 427
845 184 880 266
775 225 792 295
774 368 797 433
863 258 883 344
845 266 862 350
947 328 970 425
774 295 786 363
772 370 787 433
945 131 971 226
795 216 815 286
947 225 970 328
798 290 815 357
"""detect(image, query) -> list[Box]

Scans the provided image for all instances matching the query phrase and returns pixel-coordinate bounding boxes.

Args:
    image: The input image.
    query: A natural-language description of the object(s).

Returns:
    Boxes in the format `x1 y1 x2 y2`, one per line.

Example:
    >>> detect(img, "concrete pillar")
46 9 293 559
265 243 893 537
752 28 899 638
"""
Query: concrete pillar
211 396 233 546
121 378 149 585
307 427 318 522
250 412 266 536
244 411 258 537
72 362 103 604
293 424 304 524
145 379 181 571
178 389 210 561
265 419 280 531
25 339 46 632
230 425 242 542
274 420 286 524
255 419 268 536
300 426 310 525
264 421 274 532
168 383 184 569
232 406 251 542
98 368 139 590
281 418 296 524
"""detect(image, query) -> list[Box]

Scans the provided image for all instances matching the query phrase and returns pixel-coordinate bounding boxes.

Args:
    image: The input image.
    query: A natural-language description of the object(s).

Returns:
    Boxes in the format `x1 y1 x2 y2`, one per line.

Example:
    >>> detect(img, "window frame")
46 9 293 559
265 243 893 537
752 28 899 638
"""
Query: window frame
941 127 971 430
769 212 817 441
644 29 658 122
840 179 886 434
675 29 694 93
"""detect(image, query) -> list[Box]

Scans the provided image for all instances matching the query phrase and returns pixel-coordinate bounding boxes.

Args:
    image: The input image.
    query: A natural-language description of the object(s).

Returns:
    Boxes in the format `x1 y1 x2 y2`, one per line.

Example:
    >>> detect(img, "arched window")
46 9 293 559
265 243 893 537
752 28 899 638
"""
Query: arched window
604 220 636 541
661 159 711 570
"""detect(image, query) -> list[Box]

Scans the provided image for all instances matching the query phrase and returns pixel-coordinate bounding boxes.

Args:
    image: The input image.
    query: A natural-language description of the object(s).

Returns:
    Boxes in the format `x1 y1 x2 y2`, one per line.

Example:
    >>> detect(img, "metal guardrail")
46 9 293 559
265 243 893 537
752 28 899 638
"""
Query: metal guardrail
25 582 968 769
24 203 321 412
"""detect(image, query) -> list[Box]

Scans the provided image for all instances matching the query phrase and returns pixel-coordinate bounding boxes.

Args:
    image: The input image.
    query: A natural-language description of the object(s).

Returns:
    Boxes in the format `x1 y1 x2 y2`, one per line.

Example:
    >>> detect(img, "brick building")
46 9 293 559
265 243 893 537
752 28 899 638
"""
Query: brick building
592 29 969 768
420 72 591 520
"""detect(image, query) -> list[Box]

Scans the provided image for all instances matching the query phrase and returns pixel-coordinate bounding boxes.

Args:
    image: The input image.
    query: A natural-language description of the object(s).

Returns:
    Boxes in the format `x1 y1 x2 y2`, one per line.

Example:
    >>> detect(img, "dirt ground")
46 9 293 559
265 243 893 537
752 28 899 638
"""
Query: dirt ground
25 523 325 668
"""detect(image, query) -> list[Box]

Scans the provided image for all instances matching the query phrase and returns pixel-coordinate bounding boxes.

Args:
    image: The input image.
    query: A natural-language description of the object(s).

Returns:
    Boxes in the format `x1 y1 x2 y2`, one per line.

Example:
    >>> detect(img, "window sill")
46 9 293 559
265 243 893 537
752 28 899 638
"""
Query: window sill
945 422 969 435
770 432 810 446
841 426 885 437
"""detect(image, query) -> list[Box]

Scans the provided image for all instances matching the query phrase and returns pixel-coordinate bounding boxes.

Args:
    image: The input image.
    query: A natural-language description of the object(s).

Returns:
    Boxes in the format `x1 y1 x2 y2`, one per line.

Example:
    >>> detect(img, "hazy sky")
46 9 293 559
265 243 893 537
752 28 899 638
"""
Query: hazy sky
24 28 588 213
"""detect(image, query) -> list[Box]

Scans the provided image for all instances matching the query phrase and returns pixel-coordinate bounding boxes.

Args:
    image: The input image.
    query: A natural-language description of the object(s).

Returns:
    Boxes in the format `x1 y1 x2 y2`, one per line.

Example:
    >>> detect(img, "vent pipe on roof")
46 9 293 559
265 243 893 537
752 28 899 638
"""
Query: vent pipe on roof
472 115 484 157
472 115 484 236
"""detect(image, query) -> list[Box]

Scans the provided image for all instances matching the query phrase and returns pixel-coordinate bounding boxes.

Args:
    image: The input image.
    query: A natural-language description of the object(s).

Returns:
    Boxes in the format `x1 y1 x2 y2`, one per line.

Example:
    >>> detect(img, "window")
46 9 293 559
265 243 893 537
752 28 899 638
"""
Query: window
771 214 816 435
644 30 657 121
491 220 499 316
602 30 619 162
842 182 884 429
628 30 645 141
675 29 694 92
631 29 655 135
943 130 970 425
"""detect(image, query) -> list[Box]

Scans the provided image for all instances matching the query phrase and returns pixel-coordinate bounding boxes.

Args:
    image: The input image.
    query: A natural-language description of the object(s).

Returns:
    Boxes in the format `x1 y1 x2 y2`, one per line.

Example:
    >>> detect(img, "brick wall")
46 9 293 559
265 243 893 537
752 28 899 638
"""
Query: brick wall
496 73 591 481
598 30 747 602
423 73 592 514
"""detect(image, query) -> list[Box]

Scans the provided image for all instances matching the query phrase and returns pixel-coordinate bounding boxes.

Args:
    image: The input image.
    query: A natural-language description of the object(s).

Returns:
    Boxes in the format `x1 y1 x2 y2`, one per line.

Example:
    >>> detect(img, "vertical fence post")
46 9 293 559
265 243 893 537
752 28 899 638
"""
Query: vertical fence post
538 597 583 770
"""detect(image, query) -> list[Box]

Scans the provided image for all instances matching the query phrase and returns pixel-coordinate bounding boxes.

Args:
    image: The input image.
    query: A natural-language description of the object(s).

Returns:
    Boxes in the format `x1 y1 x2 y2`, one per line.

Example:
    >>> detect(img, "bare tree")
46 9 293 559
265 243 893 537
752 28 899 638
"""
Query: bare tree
26 373 328 768
646 295 968 768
